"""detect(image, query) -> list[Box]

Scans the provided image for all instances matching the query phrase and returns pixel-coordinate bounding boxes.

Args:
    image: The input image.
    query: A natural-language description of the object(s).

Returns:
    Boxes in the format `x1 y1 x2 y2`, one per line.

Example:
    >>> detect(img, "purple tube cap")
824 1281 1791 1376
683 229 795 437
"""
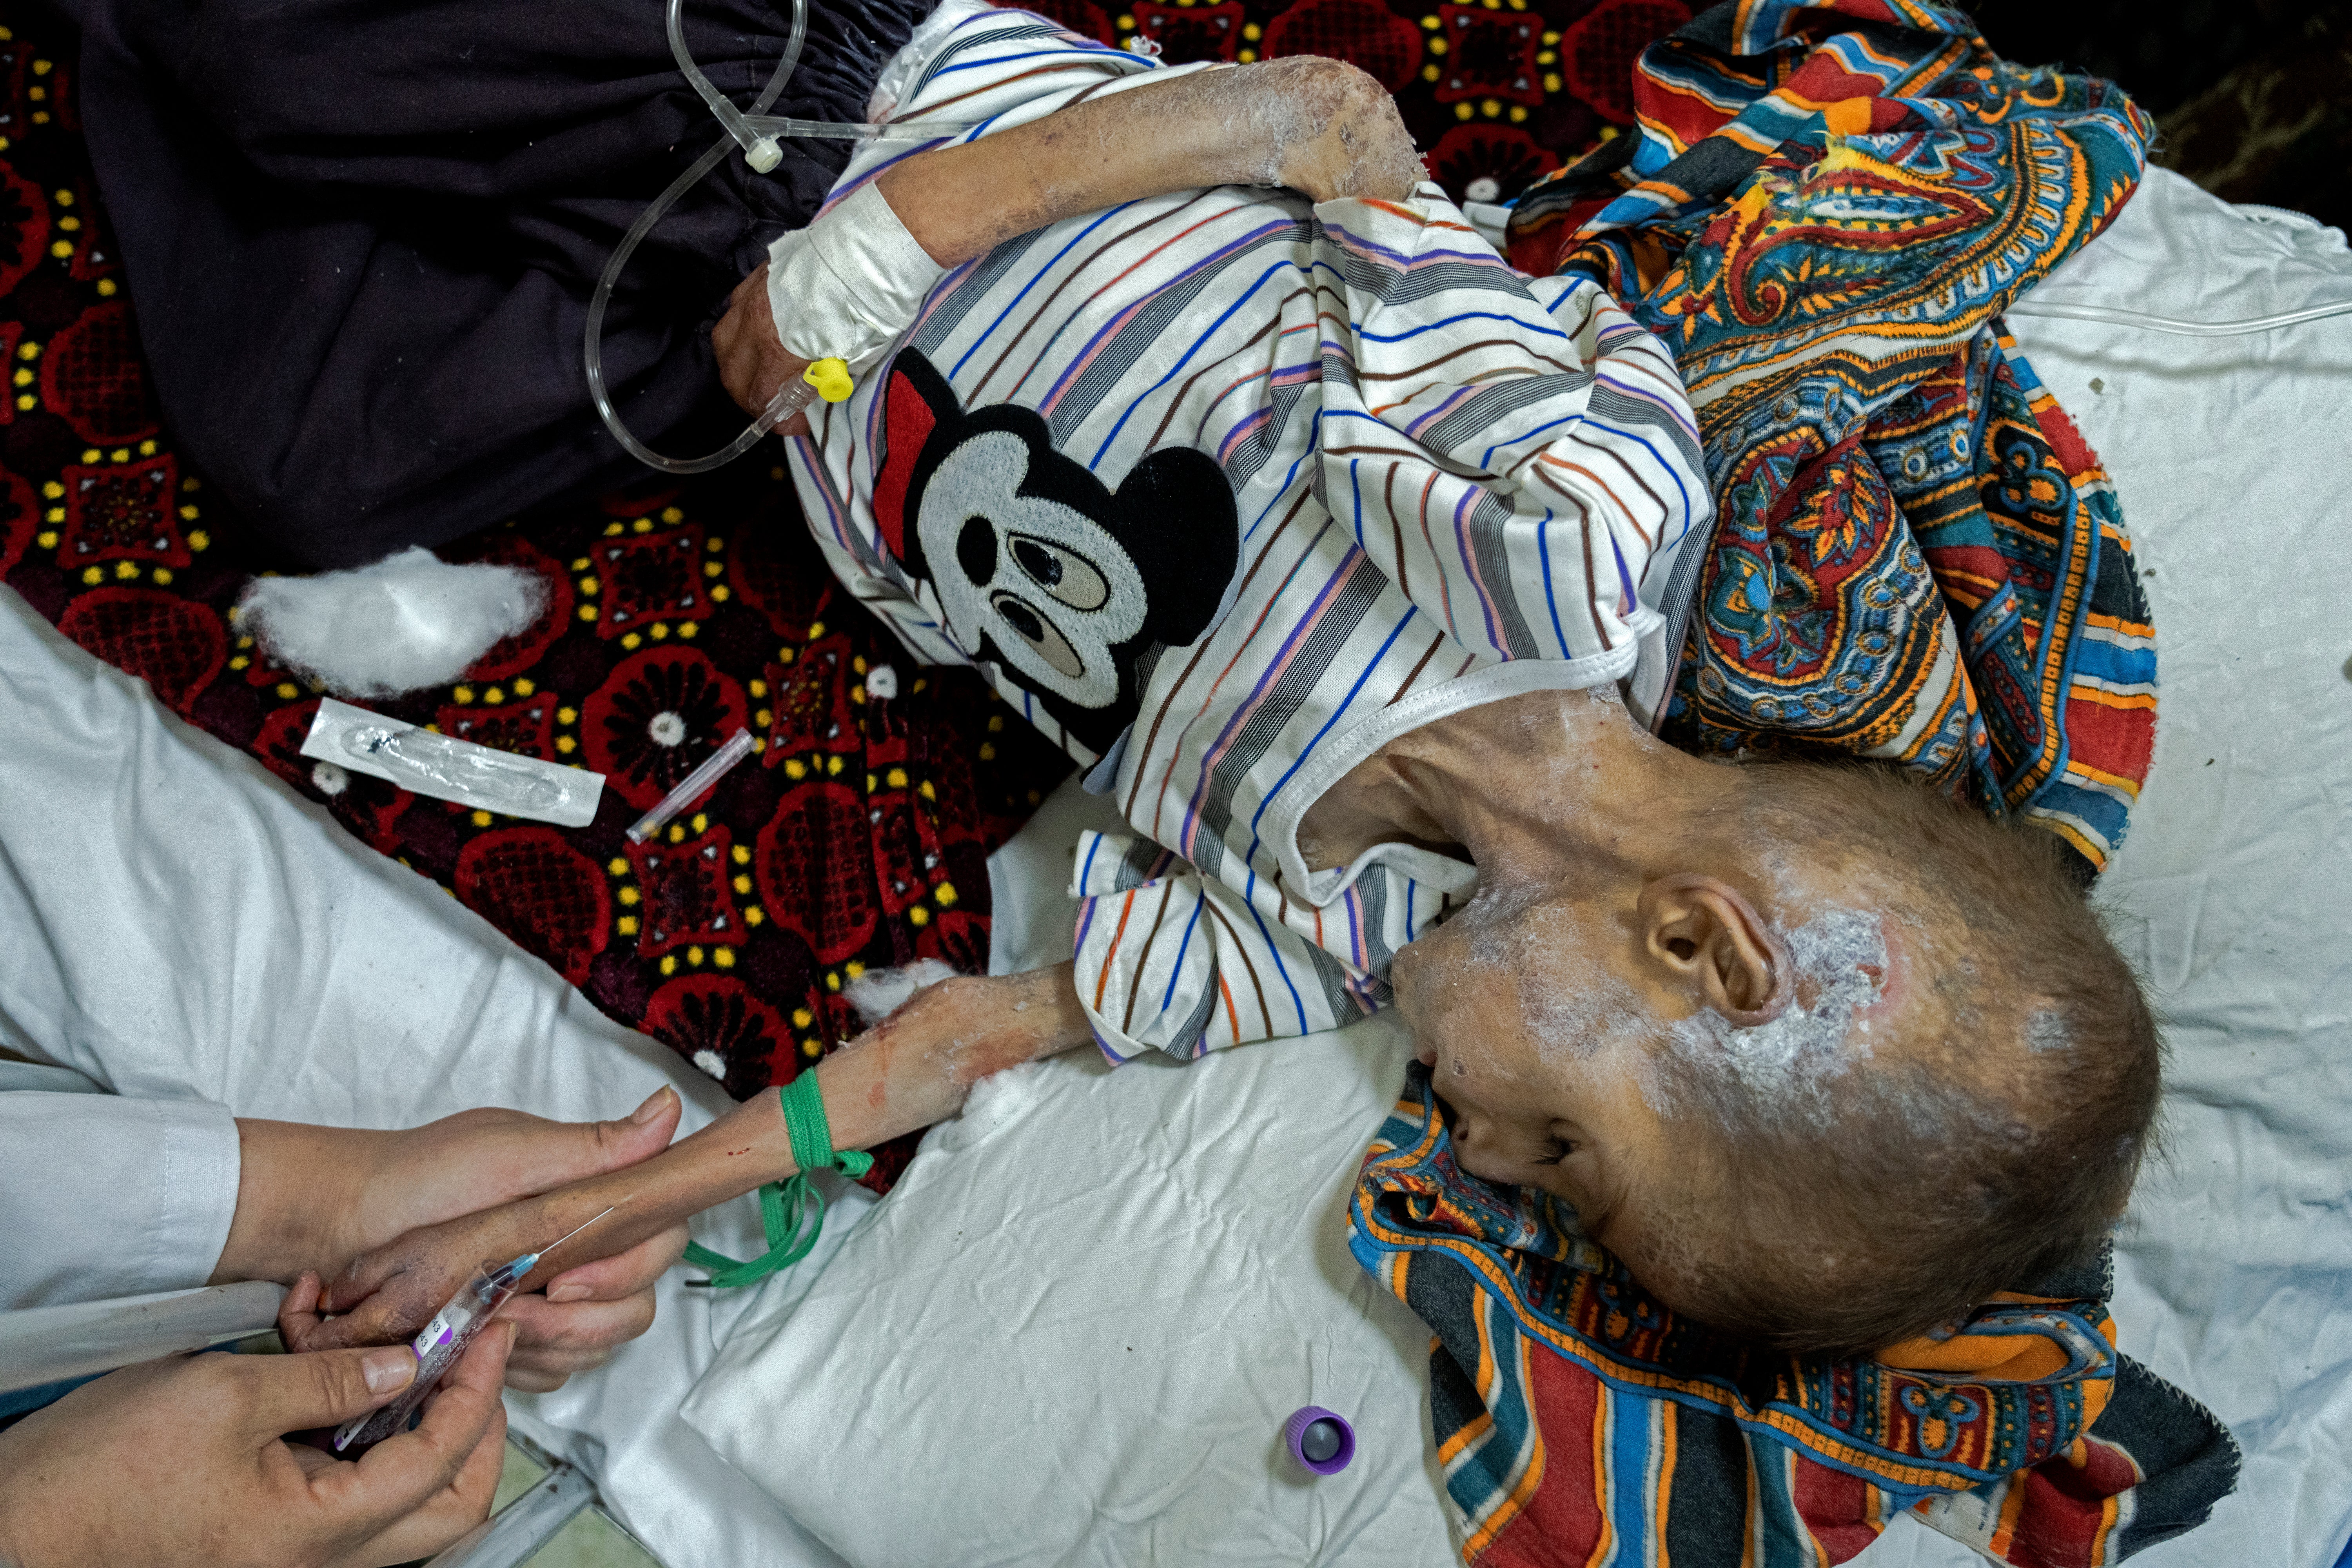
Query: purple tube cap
1283 1406 1356 1475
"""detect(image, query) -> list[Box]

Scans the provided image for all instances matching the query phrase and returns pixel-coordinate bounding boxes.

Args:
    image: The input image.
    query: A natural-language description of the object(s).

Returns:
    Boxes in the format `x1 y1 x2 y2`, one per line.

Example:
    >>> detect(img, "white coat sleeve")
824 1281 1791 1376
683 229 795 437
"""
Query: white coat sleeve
0 1090 240 1311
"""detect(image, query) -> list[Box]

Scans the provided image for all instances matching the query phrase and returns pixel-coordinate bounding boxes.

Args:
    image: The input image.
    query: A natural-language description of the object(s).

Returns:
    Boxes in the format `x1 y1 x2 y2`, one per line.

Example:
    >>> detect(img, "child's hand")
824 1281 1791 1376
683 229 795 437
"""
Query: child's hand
283 1183 679 1369
712 263 816 429
243 1091 692 1389
346 1105 692 1389
281 1200 559 1356
1264 60 1424 204
288 965 1097 1359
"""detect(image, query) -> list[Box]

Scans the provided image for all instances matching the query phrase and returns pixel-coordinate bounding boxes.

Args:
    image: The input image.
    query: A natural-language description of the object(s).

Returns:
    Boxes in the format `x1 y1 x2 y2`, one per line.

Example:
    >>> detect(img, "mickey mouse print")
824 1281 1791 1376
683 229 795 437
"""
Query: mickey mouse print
870 350 1241 757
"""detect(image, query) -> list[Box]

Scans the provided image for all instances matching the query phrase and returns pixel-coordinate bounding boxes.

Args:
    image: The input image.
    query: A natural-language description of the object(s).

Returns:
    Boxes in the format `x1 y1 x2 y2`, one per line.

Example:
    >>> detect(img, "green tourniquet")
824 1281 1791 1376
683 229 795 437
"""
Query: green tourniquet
683 1073 875 1288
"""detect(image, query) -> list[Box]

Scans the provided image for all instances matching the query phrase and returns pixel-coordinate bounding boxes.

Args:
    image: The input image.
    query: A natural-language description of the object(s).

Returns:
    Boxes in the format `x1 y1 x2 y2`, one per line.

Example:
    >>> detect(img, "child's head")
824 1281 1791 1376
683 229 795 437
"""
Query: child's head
1388 760 2159 1357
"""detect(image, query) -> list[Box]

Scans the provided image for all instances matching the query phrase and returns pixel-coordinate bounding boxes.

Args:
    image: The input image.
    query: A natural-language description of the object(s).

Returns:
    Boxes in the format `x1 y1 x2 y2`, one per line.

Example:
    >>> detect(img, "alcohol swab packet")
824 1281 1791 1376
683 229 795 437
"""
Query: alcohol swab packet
626 726 756 843
301 699 605 828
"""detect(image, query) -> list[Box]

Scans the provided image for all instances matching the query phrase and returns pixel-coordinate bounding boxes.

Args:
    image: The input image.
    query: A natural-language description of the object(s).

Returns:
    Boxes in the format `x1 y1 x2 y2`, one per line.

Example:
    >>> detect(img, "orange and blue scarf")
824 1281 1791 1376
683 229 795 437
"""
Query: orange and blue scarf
1353 1065 2238 1565
1510 0 2157 876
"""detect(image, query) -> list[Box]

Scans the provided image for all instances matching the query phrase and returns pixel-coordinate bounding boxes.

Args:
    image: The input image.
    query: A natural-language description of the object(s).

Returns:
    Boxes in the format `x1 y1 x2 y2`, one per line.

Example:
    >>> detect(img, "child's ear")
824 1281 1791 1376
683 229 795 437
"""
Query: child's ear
873 348 959 567
1111 445 1239 649
1636 874 1791 1024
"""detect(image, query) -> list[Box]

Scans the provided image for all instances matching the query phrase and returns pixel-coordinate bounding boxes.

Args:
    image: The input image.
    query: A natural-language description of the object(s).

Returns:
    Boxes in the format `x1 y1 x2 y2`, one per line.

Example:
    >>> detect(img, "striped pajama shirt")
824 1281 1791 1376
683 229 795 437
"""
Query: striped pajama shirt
787 7 1711 1062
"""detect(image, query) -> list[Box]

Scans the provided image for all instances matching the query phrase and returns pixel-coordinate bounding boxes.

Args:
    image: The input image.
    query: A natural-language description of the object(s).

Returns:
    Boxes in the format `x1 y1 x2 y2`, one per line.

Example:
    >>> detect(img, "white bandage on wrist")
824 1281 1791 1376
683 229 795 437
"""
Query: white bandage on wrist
766 181 946 377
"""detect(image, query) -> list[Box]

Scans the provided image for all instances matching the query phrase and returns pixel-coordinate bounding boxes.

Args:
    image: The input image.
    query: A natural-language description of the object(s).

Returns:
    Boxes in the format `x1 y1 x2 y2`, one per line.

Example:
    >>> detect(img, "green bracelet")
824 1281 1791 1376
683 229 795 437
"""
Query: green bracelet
682 1072 875 1289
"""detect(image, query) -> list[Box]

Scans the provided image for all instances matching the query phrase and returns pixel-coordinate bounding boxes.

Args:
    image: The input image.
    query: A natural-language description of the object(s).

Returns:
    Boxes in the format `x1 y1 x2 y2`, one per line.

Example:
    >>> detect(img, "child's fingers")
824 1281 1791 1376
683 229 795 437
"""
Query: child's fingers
297 1262 449 1353
501 1359 591 1395
280 1261 402 1353
498 1290 655 1388
317 1241 410 1317
277 1269 327 1346
503 1289 655 1353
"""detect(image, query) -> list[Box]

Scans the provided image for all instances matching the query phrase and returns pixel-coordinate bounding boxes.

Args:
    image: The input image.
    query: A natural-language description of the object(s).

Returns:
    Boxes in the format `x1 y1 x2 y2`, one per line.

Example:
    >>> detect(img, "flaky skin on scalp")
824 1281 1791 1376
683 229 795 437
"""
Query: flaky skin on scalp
1644 761 2161 1358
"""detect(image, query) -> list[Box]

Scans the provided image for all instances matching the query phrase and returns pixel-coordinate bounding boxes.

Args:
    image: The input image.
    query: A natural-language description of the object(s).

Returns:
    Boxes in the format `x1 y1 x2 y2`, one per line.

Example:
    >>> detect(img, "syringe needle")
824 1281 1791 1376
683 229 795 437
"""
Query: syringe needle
538 1205 619 1260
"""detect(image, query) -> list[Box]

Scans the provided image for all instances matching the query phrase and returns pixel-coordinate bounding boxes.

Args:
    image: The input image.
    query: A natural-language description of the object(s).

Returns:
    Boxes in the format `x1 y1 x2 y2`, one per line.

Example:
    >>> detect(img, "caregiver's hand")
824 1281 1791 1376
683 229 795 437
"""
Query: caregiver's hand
0 1323 513 1568
712 263 815 429
221 1088 692 1391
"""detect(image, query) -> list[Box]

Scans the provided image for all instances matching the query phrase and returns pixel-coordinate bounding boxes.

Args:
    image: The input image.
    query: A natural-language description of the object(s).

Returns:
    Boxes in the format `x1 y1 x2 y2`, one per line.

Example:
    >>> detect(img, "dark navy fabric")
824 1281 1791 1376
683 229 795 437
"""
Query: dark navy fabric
50 0 932 565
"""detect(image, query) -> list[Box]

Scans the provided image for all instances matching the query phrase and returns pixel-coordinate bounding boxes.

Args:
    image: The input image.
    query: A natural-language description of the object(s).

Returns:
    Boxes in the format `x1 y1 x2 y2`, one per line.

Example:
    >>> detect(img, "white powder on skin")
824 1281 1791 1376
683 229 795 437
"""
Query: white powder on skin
1510 912 1650 1071
1662 906 1890 1128
1198 60 1426 199
1412 873 1651 1093
842 958 962 1027
875 1 1423 204
2025 1008 2071 1054
865 0 991 122
1060 59 1421 207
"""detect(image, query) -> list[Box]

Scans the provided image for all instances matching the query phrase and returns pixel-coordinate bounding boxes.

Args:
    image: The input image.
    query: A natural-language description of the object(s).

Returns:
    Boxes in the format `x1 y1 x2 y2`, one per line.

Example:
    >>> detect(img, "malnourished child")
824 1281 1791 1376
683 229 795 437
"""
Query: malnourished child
298 5 2158 1360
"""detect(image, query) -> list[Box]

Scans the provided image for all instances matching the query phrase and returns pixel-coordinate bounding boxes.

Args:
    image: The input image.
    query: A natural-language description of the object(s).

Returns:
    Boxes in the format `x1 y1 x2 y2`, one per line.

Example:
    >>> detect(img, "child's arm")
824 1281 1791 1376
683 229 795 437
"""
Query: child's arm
873 56 1420 263
715 53 1419 417
286 964 1093 1351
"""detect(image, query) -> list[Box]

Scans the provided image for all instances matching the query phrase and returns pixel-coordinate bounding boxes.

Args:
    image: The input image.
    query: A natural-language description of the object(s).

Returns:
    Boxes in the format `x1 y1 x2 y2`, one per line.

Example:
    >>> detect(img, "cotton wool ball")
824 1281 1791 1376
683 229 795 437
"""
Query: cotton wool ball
843 958 961 1027
957 1058 1042 1135
236 547 548 699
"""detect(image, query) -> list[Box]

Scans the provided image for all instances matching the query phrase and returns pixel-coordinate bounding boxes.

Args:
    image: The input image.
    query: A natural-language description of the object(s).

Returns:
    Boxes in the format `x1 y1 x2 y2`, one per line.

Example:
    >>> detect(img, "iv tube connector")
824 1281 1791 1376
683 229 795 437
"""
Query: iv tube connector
585 0 977 475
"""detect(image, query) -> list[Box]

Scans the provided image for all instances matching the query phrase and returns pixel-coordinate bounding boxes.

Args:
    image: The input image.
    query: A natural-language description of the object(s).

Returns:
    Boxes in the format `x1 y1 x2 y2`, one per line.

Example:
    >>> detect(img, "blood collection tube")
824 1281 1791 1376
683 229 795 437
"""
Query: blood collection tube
332 1264 518 1453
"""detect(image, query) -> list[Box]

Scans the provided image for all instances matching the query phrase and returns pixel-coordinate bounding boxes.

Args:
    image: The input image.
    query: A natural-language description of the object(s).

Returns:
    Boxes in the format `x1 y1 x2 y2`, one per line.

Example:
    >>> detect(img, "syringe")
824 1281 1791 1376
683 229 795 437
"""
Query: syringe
332 1207 616 1453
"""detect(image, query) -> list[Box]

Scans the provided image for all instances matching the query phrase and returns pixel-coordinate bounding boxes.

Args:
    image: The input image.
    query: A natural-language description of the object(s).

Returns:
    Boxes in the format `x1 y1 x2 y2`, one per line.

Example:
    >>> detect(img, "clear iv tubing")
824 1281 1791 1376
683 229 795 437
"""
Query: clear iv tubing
583 0 978 474
2007 298 2352 335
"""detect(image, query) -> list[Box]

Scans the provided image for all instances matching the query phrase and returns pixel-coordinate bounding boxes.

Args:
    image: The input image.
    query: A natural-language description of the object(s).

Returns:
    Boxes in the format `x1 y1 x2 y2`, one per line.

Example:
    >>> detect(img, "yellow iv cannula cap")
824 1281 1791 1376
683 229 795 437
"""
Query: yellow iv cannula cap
803 358 854 403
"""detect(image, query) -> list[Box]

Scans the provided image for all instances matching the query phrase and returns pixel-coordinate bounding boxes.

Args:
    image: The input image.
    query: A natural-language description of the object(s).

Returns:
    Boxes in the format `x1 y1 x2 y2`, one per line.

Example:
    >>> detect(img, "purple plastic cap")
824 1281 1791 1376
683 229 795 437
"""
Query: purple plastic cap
1283 1406 1356 1475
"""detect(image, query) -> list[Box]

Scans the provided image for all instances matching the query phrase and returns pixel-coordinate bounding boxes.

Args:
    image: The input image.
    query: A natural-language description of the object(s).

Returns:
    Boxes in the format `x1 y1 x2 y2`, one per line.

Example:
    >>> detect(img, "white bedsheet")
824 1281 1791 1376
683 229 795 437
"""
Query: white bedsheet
687 777 1459 1565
